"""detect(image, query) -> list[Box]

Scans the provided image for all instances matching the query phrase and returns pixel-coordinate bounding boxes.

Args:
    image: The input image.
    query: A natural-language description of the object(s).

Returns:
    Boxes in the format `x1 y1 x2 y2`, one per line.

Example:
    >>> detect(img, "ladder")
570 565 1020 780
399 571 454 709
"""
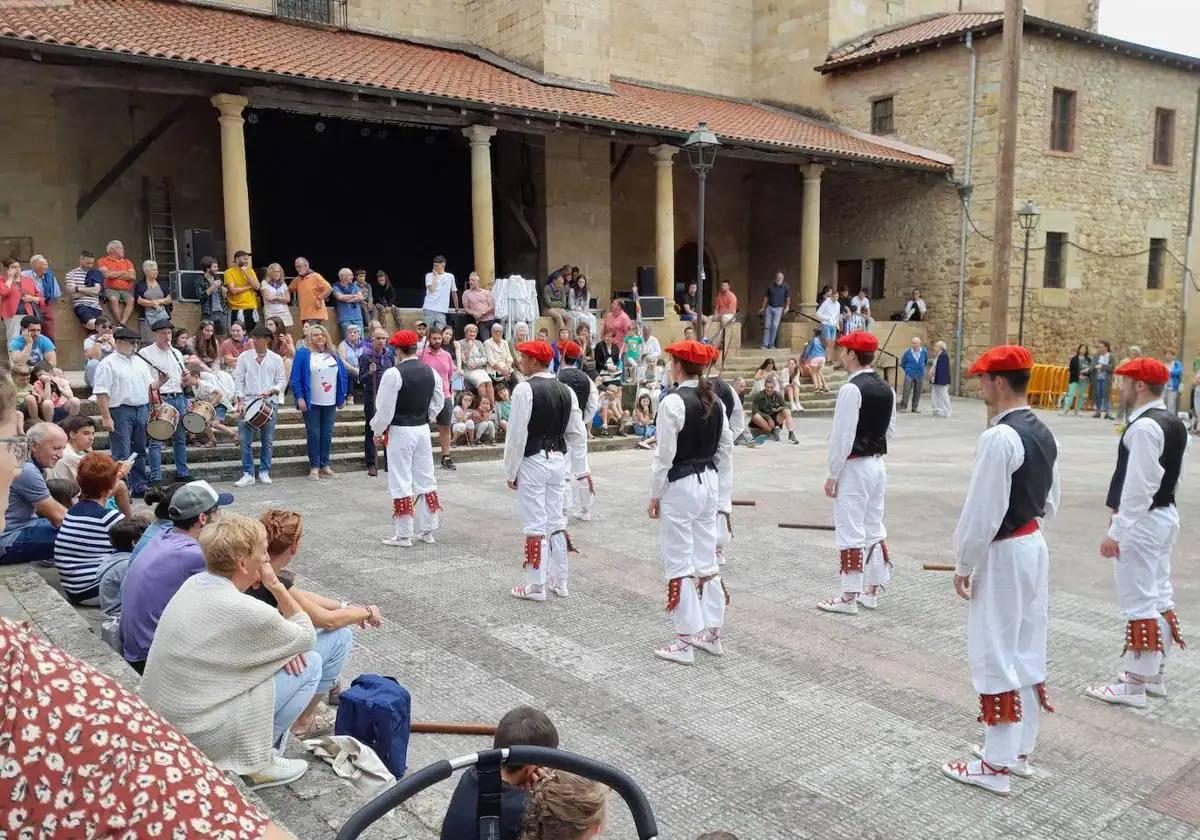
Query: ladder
144 176 180 276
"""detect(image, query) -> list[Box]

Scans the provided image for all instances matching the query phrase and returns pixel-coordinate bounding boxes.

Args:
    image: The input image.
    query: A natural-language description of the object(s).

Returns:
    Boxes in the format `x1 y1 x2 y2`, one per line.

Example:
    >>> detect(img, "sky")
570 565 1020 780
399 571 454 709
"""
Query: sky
1096 0 1200 58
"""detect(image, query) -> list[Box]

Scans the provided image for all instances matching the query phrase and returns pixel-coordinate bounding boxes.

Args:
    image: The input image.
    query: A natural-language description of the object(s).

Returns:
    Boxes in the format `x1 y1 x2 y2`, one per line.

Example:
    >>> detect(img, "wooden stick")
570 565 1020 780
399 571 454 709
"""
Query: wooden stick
922 563 956 572
731 499 756 507
778 523 836 531
410 722 498 736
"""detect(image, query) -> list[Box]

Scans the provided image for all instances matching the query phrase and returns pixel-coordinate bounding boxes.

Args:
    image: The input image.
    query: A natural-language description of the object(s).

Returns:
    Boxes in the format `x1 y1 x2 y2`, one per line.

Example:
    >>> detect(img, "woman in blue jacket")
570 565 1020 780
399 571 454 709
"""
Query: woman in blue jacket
290 325 348 480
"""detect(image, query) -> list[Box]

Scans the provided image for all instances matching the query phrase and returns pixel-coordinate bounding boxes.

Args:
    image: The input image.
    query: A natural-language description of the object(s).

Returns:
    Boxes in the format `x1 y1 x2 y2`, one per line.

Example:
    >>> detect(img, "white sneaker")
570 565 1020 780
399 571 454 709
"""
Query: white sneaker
857 593 879 610
382 536 413 548
816 595 858 615
654 639 694 665
691 630 724 656
1118 672 1166 697
418 532 436 544
971 745 1033 778
243 755 309 790
259 472 272 485
549 583 570 598
511 585 547 602
940 759 1011 796
1085 682 1147 708
577 509 592 522
233 473 255 488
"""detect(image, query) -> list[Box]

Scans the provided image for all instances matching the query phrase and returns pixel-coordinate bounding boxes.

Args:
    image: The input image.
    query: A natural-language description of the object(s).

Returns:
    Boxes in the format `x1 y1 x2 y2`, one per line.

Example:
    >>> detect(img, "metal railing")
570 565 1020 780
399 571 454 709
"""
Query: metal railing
274 0 346 27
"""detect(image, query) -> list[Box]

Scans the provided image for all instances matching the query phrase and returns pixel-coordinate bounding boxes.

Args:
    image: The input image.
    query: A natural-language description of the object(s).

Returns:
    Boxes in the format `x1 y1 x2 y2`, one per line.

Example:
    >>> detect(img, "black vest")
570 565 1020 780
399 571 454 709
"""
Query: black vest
712 377 736 420
1105 407 1186 511
390 360 436 427
557 366 592 417
668 386 724 482
524 376 571 457
995 409 1058 539
849 372 893 458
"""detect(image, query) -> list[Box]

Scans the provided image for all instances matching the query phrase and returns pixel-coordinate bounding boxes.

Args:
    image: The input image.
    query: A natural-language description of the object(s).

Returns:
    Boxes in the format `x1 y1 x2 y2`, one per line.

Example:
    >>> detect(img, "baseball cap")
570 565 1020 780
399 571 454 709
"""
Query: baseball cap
233 249 252 258
168 480 235 520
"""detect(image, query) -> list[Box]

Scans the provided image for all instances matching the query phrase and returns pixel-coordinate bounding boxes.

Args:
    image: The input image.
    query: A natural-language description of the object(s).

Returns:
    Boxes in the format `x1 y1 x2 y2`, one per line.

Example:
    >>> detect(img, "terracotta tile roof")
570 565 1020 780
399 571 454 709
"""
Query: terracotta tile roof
0 0 951 170
820 12 1003 71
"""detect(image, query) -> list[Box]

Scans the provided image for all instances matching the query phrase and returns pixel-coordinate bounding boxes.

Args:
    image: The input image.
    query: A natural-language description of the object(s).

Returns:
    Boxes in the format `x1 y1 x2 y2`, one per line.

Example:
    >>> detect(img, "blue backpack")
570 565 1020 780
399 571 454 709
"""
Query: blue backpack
334 674 411 777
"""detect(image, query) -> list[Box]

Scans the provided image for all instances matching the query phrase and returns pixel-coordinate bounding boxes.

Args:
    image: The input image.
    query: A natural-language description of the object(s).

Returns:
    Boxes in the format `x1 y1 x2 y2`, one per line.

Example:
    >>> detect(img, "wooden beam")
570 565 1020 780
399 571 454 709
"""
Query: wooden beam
0 56 214 97
76 100 191 221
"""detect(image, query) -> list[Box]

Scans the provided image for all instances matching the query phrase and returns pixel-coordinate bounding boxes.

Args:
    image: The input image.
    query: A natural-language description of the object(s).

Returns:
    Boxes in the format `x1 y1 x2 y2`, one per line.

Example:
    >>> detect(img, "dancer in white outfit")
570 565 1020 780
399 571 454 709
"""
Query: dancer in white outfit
818 331 896 615
505 340 587 602
711 375 744 565
649 340 733 665
941 345 1060 797
557 340 599 522
1087 357 1188 708
369 329 445 548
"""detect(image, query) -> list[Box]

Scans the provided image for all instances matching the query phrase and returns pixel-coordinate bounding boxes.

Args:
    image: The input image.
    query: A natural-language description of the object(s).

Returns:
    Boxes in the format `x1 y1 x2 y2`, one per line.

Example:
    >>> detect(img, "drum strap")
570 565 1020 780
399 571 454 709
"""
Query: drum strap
475 748 503 840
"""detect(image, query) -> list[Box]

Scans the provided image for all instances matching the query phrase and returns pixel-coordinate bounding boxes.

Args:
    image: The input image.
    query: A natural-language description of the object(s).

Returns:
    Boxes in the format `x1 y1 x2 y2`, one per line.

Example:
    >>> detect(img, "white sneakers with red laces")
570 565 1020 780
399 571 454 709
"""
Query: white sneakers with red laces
940 758 1012 796
654 638 694 665
816 595 858 615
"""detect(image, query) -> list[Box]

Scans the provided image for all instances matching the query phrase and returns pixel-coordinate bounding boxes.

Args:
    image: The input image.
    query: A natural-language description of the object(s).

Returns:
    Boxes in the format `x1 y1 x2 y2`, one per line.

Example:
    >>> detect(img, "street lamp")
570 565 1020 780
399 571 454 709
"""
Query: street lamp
683 121 720 328
1016 199 1040 346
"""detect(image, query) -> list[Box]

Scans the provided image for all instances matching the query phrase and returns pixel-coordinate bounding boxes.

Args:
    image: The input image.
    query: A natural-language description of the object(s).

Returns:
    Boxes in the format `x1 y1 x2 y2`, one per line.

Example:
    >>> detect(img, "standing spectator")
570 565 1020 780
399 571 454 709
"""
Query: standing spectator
97 240 136 326
358 327 394 477
1061 343 1091 415
815 287 841 360
419 326 458 470
134 260 173 340
759 272 791 350
371 270 401 326
0 423 68 565
422 255 459 332
898 336 928 413
260 262 293 327
705 279 737 343
930 340 953 417
338 324 366 404
903 288 927 322
542 272 570 333
53 452 124 606
751 375 799 444
485 321 516 385
92 327 153 497
677 281 700 323
1165 349 1184 415
601 299 632 343
1092 340 1114 419
851 288 872 324
462 271 497 335
291 256 332 326
575 323 598 378
64 250 105 331
195 256 229 335
23 255 59 341
0 258 25 341
332 268 365 335
354 269 374 325
140 321 191 484
220 322 250 369
83 317 115 386
567 274 596 336
9 316 57 369
290 325 347 480
224 250 260 331
234 325 287 487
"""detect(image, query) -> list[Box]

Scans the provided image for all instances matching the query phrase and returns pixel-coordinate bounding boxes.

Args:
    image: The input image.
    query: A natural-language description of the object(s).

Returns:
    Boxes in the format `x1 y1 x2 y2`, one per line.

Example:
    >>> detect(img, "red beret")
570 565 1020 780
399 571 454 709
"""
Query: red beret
561 340 583 359
664 340 719 366
836 332 879 353
968 344 1034 376
1115 357 1169 385
389 329 420 348
516 340 555 364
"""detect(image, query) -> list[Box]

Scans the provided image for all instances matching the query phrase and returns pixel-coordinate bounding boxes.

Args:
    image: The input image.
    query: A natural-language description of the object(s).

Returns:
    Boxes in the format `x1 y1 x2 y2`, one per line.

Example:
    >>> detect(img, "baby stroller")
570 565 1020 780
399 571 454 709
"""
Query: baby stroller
336 745 659 839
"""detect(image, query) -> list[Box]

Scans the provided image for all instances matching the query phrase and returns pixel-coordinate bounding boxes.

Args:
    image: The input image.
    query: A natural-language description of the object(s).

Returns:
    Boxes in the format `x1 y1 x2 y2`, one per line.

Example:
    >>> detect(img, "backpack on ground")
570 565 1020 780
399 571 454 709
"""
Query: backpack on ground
334 674 411 778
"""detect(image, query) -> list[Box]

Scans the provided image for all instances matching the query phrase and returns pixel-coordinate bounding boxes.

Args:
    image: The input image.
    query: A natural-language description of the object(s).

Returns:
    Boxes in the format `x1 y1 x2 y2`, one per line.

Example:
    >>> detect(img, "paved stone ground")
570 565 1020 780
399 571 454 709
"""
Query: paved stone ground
187 400 1199 838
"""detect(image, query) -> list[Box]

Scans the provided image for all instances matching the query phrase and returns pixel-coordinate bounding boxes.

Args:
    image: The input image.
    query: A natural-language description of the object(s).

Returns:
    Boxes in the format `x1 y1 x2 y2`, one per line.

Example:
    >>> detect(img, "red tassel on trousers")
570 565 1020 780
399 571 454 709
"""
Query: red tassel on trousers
392 497 414 517
585 474 595 495
1123 618 1164 656
880 540 892 568
977 690 1022 725
666 578 683 612
1035 682 1055 713
523 535 542 570
422 490 442 513
839 548 863 574
1162 610 1187 649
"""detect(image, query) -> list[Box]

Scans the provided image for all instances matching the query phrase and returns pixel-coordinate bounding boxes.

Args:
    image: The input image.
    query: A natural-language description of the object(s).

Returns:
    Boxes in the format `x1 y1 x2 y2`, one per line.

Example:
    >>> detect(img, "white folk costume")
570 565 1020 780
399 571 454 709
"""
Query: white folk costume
369 331 445 548
818 332 896 615
652 341 733 665
505 341 587 601
1086 358 1188 708
942 345 1060 797
557 342 599 521
712 376 744 565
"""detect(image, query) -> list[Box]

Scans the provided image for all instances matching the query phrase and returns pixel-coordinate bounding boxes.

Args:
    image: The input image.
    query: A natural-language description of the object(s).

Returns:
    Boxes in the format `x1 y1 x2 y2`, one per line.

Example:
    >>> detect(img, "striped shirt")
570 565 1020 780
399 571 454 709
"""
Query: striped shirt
65 267 104 311
54 500 124 596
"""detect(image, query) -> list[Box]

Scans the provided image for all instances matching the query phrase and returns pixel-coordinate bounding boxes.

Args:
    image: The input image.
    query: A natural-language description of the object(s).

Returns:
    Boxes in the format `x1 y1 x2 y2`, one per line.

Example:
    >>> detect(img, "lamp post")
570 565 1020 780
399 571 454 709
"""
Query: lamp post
683 121 720 329
1016 199 1040 346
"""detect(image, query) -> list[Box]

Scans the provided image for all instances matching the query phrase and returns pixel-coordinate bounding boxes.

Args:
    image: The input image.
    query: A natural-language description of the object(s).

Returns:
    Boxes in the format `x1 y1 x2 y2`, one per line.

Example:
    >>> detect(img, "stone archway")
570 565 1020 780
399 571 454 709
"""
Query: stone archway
673 242 717 311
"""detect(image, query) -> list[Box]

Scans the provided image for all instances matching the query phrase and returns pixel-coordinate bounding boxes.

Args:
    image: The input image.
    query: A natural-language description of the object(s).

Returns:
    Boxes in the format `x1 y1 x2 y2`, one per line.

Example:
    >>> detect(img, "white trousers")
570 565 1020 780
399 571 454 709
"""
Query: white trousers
1113 506 1179 677
386 425 438 538
518 453 569 587
931 384 952 417
968 532 1049 768
834 456 889 594
660 471 725 636
565 436 594 514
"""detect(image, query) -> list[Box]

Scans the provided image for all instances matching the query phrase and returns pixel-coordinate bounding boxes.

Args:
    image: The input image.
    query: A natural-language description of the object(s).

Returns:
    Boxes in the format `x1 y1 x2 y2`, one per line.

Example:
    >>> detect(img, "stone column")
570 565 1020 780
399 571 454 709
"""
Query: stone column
210 94 253 265
649 145 678 297
800 163 824 311
463 125 499 288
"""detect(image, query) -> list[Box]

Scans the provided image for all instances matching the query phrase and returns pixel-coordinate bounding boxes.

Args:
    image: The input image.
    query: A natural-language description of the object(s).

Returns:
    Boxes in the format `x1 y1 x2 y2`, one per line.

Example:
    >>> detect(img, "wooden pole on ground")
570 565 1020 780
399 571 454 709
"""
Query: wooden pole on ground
410 722 498 736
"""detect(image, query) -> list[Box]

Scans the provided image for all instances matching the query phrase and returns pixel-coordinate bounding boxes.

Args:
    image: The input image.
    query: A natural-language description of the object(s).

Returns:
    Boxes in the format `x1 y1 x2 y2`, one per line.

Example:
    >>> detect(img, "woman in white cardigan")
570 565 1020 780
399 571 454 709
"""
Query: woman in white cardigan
141 513 328 790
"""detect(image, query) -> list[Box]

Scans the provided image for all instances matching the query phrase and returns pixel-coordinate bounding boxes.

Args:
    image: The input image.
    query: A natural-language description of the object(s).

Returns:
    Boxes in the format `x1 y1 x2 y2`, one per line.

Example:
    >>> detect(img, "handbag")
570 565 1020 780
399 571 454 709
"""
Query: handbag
334 674 411 778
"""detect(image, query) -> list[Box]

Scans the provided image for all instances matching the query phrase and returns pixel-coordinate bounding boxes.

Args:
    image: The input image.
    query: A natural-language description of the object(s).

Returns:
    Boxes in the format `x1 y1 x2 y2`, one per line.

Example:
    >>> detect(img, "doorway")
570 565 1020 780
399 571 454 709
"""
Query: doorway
673 242 716 310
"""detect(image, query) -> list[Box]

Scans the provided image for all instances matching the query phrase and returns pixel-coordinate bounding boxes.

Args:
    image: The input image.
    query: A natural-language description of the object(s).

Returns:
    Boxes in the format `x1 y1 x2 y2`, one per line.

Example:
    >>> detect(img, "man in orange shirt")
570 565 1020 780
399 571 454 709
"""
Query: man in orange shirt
704 279 738 343
289 256 332 325
97 240 137 327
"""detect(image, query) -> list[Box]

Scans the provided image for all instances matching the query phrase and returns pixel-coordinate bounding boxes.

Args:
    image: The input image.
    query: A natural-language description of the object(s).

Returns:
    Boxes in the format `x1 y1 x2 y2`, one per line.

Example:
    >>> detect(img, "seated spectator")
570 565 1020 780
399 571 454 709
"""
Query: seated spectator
542 272 570 333
0 422 68 565
682 323 698 341
256 509 373 709
441 706 560 840
517 771 608 840
596 385 629 436
751 358 776 395
119 481 233 672
781 358 803 411
485 322 516 384
594 331 624 380
11 365 33 432
704 279 738 342
676 281 699 322
45 477 78 509
220 321 250 369
751 375 798 444
903 288 927 322
452 391 477 446
64 249 106 331
29 362 80 423
83 317 116 386
473 397 497 445
53 452 125 606
140 513 318 790
96 515 148 617
130 480 192 562
633 392 656 441
53 416 134 516
9 316 57 368
459 322 493 404
495 382 512 438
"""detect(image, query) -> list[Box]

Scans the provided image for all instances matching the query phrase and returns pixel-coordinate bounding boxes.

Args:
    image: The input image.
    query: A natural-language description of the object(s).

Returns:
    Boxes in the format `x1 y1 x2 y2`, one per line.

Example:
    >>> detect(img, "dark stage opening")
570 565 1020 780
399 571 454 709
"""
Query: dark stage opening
245 110 474 306
674 242 717 311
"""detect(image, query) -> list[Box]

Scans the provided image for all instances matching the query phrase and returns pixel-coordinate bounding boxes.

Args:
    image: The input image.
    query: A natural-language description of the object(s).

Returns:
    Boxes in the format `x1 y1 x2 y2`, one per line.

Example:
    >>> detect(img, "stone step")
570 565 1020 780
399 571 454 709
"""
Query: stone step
93 417 366 450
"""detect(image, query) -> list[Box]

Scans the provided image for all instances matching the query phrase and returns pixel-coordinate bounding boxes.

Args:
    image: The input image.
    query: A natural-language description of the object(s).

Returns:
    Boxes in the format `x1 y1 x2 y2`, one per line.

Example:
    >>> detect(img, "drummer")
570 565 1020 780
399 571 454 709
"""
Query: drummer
92 326 153 497
232 324 286 487
139 320 190 484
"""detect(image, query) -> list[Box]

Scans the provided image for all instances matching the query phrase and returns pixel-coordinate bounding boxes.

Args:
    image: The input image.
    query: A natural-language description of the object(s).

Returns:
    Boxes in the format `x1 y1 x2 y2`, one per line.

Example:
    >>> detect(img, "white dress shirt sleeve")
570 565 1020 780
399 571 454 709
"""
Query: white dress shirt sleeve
92 356 114 396
887 386 898 439
584 381 599 425
1108 420 1164 542
954 425 1022 576
650 392 685 500
369 368 402 437
429 371 446 421
271 353 286 397
565 389 588 475
728 387 746 438
716 409 734 510
233 353 247 401
503 381 533 482
826 382 861 480
1045 447 1062 523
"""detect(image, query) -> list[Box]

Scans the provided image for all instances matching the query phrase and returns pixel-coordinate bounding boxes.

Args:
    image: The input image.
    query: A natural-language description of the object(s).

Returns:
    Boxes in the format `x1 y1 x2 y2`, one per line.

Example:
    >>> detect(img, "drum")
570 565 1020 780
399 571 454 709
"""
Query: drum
147 402 180 441
245 398 275 430
182 400 216 434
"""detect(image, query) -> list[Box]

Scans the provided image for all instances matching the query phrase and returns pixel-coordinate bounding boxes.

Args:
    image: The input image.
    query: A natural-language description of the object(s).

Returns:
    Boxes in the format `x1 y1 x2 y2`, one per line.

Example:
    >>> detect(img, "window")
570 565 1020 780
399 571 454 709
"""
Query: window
870 258 886 299
871 97 894 135
274 0 345 26
1050 88 1076 152
1043 233 1066 289
1153 108 1176 166
1147 238 1167 290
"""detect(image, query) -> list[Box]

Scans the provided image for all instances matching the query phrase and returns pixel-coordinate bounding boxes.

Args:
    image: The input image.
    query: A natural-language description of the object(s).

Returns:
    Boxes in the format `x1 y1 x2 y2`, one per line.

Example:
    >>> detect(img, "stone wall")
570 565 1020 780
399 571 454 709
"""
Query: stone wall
543 135 613 301
467 0 546 73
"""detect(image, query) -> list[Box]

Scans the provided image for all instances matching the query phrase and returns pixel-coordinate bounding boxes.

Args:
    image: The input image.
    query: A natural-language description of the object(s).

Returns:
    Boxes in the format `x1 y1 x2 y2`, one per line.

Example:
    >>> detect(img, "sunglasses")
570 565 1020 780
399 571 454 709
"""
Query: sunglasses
0 436 30 466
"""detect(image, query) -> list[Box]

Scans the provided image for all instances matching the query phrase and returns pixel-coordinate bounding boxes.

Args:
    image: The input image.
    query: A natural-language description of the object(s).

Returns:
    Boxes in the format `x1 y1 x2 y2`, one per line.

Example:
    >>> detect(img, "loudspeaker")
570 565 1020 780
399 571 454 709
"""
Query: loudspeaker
637 297 666 320
182 229 216 271
636 265 656 297
171 270 204 303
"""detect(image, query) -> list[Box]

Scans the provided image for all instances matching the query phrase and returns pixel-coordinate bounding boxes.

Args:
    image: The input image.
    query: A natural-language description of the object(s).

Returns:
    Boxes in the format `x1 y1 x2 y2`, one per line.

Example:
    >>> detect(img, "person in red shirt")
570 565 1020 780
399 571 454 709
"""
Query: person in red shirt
1 258 27 341
418 327 458 471
705 279 738 343
97 239 137 326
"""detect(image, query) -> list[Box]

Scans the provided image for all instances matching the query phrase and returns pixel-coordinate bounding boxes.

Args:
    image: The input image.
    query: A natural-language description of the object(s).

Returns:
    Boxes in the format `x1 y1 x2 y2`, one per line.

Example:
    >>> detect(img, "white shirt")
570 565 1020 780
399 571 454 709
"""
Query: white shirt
851 293 870 315
1108 399 1187 542
816 298 841 328
138 342 186 394
953 406 1062 576
422 271 456 313
368 358 446 437
502 371 587 482
642 335 662 363
904 298 927 320
194 370 233 410
826 368 897 480
233 348 286 406
726 386 746 439
92 352 154 408
308 351 340 406
261 280 292 322
650 381 734 502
